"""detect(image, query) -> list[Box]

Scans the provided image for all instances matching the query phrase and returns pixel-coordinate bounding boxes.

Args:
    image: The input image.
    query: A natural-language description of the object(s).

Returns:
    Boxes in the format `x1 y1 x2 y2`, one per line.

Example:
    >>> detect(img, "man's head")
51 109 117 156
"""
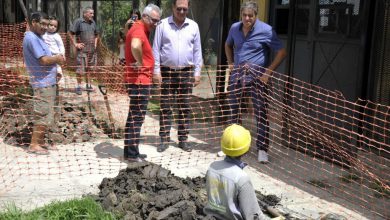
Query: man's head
141 4 162 31
221 124 251 157
240 1 258 29
83 7 94 21
172 0 190 23
28 11 49 36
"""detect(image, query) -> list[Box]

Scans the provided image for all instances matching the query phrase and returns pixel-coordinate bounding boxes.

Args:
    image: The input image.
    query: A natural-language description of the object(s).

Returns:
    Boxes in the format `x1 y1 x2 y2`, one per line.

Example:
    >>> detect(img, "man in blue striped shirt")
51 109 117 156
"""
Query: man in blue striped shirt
153 0 203 153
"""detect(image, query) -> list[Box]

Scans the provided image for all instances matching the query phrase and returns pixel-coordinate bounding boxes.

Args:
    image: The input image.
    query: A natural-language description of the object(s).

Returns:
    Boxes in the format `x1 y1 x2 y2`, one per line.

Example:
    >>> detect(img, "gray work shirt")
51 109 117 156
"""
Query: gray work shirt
204 157 269 220
69 18 99 53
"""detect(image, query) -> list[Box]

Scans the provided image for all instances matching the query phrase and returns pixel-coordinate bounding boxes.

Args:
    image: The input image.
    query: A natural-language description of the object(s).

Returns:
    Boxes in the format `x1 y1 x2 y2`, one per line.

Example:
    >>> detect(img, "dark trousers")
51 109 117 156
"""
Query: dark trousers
227 68 270 152
124 84 151 158
159 67 193 143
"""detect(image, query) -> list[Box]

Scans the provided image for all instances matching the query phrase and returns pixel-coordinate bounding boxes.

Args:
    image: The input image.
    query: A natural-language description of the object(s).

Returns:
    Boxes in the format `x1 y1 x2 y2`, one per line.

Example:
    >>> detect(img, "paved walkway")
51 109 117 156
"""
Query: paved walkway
0 74 375 219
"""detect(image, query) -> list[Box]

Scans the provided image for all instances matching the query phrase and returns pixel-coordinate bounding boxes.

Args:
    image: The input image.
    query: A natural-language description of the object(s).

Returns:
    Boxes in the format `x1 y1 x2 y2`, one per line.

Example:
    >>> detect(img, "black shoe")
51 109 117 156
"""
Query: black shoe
137 154 147 159
178 142 192 152
157 143 168 152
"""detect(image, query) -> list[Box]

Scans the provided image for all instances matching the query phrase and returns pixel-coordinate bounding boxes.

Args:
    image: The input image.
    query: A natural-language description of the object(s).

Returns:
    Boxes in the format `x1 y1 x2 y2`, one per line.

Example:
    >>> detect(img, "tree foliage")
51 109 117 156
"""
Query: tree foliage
98 1 132 52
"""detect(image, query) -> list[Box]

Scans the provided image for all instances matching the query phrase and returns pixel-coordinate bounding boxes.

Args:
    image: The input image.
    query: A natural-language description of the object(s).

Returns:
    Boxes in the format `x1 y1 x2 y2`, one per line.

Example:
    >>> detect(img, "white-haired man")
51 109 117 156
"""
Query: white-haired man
124 4 162 162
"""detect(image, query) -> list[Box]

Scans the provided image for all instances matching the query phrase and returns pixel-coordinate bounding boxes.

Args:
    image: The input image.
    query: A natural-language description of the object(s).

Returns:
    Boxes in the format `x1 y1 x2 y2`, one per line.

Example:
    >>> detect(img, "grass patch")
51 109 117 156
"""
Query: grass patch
148 98 160 115
370 180 390 199
340 173 362 183
307 179 332 189
0 197 117 220
15 85 33 98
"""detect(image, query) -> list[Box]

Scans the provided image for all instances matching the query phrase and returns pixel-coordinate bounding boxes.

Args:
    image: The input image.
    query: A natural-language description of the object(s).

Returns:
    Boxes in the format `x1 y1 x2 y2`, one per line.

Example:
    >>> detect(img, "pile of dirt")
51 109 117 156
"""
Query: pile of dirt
94 162 212 219
94 162 290 220
0 95 103 147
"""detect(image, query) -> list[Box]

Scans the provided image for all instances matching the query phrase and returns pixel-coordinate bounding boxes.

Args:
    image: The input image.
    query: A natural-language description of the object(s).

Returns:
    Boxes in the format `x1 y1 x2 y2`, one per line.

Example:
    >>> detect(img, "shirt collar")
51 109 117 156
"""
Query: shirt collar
82 18 94 24
224 156 247 169
239 19 257 32
168 16 189 28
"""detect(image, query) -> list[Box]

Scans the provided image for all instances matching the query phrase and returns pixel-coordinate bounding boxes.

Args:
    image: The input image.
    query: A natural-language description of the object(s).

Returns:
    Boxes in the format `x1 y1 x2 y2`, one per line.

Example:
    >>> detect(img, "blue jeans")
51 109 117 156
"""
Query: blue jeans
227 67 269 151
159 67 193 143
124 84 151 158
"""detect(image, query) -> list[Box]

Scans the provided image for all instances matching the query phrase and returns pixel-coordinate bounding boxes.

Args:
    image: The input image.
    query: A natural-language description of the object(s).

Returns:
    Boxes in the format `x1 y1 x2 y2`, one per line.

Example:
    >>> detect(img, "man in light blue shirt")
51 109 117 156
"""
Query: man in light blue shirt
23 11 65 155
225 1 287 163
153 0 203 152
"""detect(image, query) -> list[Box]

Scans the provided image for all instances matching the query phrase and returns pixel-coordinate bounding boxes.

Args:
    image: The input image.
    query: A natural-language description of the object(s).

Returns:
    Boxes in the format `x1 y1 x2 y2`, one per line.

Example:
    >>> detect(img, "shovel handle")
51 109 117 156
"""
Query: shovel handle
98 85 107 95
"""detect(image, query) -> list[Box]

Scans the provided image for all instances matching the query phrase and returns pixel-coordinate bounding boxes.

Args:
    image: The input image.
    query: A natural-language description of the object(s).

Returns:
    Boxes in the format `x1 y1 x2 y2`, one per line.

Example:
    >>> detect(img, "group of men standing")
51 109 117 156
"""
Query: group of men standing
23 0 286 163
123 0 286 164
22 0 286 219
124 0 203 162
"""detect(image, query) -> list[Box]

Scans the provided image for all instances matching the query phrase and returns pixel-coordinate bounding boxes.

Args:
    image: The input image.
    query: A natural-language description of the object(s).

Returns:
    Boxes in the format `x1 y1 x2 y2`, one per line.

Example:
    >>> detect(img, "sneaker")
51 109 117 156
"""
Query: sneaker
258 150 269 163
157 143 168 152
179 142 192 152
76 87 82 95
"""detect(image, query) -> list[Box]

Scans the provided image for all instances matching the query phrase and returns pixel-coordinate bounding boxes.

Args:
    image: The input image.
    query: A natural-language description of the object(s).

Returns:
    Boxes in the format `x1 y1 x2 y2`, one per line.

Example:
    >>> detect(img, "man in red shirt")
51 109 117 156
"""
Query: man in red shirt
124 4 162 162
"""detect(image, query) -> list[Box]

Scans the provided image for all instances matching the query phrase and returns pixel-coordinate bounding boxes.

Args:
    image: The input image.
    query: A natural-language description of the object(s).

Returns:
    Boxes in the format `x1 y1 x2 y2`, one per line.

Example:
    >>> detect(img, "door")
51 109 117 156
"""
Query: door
271 0 368 101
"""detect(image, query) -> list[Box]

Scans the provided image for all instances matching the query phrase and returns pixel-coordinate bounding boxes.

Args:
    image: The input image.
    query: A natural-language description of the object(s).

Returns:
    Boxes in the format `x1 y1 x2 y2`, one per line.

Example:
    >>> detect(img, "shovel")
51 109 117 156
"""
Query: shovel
98 85 116 137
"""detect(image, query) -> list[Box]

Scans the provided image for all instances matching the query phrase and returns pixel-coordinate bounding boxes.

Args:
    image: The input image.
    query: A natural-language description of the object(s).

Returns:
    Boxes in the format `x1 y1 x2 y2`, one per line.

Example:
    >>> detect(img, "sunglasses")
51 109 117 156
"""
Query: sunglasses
147 14 161 25
176 7 188 12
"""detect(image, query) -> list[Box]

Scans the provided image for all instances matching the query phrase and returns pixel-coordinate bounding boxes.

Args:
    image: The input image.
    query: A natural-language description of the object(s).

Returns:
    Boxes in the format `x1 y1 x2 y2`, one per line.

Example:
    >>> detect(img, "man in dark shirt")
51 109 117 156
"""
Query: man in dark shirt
68 6 100 95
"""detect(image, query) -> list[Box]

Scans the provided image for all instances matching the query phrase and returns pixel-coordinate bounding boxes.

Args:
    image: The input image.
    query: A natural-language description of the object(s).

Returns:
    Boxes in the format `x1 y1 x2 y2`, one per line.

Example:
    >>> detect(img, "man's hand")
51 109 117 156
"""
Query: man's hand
75 43 85 50
227 63 234 71
56 72 63 82
131 61 143 70
126 19 135 27
153 74 162 86
259 69 272 84
194 75 201 87
56 54 65 65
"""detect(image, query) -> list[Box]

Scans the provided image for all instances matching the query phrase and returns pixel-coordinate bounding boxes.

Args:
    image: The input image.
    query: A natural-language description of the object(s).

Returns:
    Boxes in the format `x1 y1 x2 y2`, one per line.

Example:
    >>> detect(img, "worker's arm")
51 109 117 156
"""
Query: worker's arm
238 181 269 220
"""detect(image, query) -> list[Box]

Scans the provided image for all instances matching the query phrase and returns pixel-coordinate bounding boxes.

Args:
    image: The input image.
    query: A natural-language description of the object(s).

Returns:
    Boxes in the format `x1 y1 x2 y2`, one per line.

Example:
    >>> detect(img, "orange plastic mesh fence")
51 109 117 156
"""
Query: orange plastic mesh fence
0 22 389 219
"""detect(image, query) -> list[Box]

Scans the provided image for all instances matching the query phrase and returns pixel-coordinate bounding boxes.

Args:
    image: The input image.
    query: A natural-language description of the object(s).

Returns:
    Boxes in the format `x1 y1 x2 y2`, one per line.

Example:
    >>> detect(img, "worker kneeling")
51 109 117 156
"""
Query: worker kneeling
204 124 282 220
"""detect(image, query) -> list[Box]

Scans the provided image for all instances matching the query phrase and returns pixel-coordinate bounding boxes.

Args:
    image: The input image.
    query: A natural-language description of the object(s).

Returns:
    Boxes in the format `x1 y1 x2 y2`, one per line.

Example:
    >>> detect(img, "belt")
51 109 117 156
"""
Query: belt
161 66 193 72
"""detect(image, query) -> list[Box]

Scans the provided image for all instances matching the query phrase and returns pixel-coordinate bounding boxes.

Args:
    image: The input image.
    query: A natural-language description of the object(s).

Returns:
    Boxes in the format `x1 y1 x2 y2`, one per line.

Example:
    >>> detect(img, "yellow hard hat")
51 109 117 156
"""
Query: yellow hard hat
221 124 251 157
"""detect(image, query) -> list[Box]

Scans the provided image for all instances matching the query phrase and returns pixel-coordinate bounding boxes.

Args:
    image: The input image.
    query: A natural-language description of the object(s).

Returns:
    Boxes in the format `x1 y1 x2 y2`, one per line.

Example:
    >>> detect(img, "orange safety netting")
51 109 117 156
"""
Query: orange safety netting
0 22 389 219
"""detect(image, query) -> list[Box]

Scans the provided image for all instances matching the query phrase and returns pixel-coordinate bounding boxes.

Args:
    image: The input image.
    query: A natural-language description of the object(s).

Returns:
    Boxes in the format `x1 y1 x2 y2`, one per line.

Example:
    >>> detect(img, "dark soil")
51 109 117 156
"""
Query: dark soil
0 95 103 147
93 162 289 220
94 162 212 219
